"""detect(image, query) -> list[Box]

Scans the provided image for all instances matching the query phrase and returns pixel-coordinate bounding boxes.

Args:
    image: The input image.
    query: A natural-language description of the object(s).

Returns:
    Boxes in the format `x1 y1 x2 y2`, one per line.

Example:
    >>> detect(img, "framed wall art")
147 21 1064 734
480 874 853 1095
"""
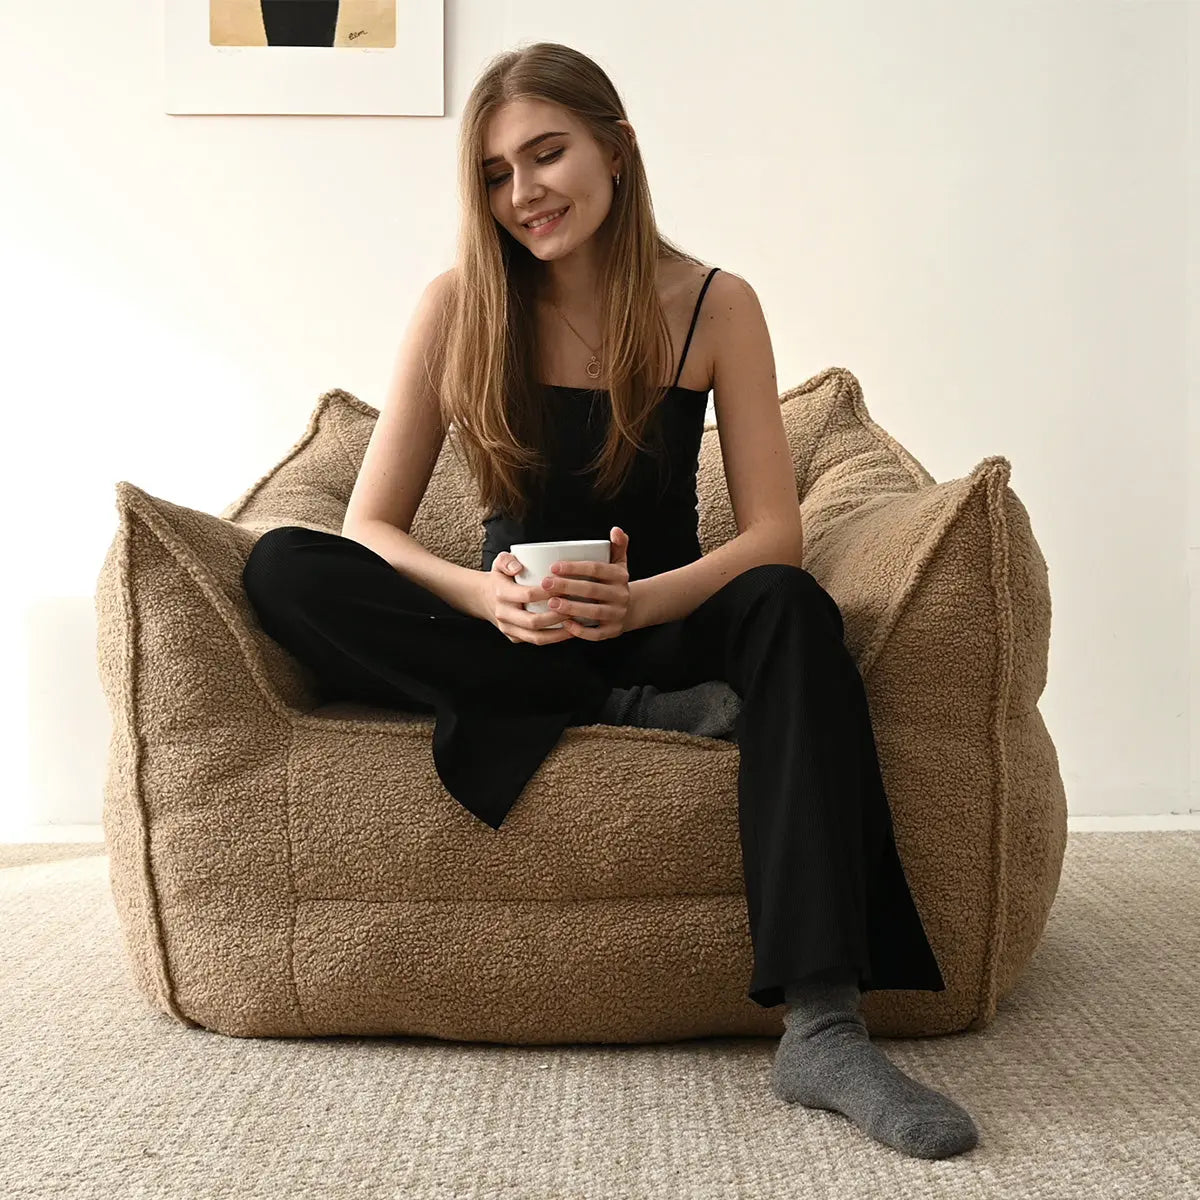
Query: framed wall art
165 0 443 116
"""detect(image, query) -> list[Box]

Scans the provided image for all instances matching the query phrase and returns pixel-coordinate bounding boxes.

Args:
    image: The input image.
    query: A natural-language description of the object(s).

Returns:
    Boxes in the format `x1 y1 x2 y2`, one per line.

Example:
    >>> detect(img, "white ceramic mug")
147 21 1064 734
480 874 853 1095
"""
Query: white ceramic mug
509 539 612 629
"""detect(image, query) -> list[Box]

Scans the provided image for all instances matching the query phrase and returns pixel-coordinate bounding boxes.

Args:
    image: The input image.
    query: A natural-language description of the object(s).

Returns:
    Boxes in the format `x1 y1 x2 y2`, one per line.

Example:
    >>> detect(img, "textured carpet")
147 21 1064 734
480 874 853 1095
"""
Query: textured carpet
1 833 1197 1199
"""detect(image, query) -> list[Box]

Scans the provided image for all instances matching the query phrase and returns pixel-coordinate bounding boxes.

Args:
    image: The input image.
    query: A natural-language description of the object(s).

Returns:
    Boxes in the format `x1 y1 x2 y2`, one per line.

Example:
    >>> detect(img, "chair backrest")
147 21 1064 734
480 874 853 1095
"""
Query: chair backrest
220 368 936 570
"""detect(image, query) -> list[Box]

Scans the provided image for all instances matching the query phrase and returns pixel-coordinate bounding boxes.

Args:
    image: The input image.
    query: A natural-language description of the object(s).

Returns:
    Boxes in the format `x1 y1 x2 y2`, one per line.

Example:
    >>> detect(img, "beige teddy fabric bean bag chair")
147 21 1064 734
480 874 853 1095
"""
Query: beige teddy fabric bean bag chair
94 366 1066 1043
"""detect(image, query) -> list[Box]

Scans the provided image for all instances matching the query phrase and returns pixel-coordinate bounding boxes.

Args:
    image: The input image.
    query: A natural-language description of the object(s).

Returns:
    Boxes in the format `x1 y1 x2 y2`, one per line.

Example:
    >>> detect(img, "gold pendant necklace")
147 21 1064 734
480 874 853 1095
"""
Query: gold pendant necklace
545 171 619 382
552 305 602 380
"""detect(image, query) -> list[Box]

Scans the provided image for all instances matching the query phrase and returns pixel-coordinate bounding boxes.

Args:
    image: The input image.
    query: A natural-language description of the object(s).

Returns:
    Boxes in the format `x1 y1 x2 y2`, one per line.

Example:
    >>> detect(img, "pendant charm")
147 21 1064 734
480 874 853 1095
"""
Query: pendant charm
585 356 601 380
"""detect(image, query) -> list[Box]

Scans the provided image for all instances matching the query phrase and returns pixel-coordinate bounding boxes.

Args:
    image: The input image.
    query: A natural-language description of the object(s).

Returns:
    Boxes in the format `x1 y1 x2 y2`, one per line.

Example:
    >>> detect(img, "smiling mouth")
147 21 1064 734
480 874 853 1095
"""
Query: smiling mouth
523 206 569 230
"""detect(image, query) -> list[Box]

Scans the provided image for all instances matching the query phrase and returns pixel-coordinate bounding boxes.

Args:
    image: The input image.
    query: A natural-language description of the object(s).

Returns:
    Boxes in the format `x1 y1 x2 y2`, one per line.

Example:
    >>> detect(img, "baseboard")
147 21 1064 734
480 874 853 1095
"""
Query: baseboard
1066 813 1200 832
1 825 108 844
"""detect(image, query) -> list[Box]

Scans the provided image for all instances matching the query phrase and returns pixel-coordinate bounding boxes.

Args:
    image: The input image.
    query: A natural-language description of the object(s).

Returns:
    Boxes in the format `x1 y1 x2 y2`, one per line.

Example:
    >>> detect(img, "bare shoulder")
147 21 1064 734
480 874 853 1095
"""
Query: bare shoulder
662 258 722 301
704 269 776 395
702 269 763 338
685 264 757 392
431 265 458 301
418 268 459 344
704 266 753 306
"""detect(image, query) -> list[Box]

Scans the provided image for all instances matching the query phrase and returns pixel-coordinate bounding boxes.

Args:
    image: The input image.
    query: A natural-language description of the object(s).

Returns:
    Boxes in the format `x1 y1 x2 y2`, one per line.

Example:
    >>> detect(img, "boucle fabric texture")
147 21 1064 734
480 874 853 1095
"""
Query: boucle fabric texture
94 366 1066 1043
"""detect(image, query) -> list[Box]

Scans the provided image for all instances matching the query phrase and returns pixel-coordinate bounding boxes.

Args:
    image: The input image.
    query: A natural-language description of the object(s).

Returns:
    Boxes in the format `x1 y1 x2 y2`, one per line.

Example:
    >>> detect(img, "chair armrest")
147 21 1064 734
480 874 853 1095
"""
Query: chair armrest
96 482 324 726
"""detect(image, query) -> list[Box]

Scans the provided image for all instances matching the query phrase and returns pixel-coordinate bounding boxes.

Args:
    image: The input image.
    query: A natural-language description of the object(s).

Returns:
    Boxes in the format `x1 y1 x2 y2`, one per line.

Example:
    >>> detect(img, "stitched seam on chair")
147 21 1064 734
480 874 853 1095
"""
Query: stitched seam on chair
220 399 329 522
294 892 748 904
841 458 1016 1023
121 512 194 1027
291 710 740 750
980 465 1017 1026
1006 703 1039 721
220 390 370 522
850 463 1013 684
840 369 938 490
853 496 967 683
129 487 305 730
284 719 315 1035
122 484 330 1034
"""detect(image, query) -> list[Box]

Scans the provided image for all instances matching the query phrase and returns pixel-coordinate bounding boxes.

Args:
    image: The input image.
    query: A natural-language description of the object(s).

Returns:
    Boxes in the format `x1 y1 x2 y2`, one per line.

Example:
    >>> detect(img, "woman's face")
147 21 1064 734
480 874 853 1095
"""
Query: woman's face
483 99 625 260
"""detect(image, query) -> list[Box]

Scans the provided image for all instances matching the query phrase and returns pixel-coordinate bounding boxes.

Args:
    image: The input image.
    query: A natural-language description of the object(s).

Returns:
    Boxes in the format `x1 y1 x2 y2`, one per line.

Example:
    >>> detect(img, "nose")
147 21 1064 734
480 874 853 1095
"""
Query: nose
513 193 544 218
510 173 546 212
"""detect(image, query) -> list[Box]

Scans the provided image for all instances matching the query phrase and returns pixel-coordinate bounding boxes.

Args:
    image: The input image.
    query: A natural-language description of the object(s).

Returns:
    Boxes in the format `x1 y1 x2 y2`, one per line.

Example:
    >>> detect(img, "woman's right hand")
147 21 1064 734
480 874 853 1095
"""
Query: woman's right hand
478 553 576 645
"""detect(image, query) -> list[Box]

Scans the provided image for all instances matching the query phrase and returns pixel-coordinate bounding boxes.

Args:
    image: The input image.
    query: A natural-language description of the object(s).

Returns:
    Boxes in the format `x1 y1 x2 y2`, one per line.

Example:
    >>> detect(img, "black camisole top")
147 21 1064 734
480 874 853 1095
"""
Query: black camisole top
480 266 721 584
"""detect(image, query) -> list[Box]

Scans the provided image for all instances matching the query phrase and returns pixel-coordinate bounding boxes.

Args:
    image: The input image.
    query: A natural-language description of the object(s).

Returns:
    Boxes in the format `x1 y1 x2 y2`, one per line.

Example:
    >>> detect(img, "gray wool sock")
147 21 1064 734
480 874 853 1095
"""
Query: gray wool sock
770 968 979 1160
597 680 741 739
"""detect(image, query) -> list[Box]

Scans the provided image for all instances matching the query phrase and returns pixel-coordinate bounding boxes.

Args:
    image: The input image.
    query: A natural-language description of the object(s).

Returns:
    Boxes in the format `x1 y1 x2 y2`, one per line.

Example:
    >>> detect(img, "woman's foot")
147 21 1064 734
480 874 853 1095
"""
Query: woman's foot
771 973 979 1160
596 680 741 738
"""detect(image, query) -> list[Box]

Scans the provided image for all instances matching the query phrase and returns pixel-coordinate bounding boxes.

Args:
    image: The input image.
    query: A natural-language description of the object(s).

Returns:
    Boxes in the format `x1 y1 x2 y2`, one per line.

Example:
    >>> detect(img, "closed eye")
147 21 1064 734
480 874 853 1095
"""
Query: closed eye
486 148 564 188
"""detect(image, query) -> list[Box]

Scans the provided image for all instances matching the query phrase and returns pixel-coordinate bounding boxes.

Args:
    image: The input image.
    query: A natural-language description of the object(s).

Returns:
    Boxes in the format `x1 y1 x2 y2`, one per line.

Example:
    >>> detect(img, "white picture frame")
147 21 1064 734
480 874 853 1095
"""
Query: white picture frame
165 0 444 116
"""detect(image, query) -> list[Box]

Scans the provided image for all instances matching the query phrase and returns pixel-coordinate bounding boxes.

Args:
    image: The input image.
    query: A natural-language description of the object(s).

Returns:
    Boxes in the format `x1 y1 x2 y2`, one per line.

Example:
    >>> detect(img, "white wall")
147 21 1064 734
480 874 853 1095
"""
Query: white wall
2 1 1195 833
1189 0 1200 826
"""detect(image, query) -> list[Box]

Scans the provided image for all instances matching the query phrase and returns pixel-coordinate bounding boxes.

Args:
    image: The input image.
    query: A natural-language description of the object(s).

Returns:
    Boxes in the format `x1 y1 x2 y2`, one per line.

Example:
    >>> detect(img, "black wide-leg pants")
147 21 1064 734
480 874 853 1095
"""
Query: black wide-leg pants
241 526 946 1008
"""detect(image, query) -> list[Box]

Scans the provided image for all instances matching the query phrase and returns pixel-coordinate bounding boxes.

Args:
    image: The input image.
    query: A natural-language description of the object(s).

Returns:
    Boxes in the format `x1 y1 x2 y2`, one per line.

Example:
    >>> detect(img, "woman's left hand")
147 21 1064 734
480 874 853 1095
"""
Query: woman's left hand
540 526 633 641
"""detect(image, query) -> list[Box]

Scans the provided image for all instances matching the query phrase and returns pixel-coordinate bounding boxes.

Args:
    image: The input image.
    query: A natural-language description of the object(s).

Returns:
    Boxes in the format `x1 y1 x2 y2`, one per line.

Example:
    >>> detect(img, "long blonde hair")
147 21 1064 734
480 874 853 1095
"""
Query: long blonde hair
435 41 707 523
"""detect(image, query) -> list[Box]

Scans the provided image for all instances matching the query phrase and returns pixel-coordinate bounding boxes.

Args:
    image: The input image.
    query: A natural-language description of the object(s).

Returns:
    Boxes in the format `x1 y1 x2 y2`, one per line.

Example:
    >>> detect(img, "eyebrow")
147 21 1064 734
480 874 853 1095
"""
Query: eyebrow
483 131 569 169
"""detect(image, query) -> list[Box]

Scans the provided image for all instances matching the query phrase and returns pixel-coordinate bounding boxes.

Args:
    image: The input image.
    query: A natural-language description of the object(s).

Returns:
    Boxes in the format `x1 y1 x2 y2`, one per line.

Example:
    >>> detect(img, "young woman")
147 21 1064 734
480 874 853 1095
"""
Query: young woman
242 43 978 1160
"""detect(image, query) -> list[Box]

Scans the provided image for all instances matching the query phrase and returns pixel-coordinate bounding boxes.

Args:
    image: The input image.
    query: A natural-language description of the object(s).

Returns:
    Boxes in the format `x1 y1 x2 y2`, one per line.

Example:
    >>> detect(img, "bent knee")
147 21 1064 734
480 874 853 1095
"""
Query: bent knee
733 562 841 626
734 562 810 594
242 525 339 604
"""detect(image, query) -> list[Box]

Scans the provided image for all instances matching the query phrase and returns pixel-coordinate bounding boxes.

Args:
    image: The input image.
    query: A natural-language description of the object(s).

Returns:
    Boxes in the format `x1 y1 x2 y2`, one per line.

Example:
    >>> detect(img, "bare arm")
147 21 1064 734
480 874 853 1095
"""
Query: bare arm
627 524 803 630
341 518 487 620
341 268 487 620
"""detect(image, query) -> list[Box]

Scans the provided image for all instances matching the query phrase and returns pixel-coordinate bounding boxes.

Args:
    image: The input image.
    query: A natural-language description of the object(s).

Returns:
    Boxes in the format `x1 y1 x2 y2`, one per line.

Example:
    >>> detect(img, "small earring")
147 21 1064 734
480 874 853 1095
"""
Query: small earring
614 172 621 188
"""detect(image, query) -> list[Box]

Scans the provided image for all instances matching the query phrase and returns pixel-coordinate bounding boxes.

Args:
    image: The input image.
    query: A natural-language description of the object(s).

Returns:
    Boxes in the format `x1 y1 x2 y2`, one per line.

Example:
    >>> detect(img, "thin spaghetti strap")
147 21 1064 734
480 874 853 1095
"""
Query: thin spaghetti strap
671 266 721 389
